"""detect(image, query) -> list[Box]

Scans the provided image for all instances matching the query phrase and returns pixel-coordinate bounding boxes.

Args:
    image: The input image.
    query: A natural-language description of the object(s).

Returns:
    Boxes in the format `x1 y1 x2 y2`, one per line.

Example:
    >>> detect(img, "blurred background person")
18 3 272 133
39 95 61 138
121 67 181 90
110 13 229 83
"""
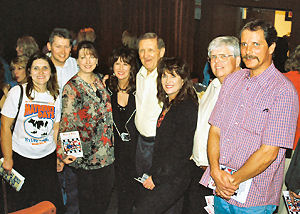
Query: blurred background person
57 41 114 214
284 44 300 150
135 57 198 214
0 42 14 86
72 27 96 56
10 55 29 85
107 45 139 214
0 61 10 130
1 52 63 213
15 36 39 57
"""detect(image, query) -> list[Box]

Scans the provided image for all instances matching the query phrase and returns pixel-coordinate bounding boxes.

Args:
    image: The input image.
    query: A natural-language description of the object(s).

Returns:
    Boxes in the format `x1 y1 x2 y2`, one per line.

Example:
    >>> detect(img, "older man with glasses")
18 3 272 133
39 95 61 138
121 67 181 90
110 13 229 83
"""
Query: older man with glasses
200 19 298 214
184 36 241 214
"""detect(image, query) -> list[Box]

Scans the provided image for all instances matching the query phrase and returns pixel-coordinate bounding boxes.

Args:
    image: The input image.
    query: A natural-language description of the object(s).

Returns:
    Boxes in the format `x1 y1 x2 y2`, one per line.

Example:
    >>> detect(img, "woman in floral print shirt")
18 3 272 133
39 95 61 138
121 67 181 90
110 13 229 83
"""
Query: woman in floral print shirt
57 41 114 214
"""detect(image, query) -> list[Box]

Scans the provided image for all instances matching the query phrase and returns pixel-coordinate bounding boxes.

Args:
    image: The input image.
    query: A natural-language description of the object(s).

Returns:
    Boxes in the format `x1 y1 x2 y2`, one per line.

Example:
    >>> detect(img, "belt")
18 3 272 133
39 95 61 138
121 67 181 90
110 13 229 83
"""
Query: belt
140 134 155 142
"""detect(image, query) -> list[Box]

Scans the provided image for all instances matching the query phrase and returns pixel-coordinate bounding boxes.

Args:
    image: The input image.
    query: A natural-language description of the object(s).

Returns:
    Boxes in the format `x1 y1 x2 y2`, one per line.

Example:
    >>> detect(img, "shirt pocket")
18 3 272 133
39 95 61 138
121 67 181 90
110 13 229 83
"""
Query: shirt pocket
242 106 270 135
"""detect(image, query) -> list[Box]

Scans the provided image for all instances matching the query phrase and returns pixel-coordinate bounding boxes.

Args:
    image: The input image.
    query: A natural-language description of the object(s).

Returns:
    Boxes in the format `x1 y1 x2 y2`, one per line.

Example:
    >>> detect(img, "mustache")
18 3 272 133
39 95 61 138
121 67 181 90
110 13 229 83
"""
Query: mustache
243 55 260 62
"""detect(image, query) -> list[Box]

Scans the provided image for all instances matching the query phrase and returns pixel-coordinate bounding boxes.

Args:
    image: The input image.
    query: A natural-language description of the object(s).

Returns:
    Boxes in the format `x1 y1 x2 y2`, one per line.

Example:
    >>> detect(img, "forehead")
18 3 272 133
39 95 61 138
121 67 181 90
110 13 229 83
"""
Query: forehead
52 36 71 45
13 63 25 67
139 38 158 49
116 57 127 63
78 48 96 57
32 58 49 66
211 46 233 55
241 29 266 43
163 69 178 76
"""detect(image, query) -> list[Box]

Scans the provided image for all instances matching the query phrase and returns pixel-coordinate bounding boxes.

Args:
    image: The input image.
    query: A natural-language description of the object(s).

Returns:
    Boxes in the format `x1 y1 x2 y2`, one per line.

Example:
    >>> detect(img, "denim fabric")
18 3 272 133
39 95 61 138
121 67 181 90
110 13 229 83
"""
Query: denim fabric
214 196 276 214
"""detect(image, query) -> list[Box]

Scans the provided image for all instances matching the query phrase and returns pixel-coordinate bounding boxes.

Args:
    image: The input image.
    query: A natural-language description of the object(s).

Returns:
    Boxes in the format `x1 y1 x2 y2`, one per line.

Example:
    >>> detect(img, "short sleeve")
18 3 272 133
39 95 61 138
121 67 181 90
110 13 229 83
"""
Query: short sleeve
1 85 22 119
208 82 227 128
262 86 299 148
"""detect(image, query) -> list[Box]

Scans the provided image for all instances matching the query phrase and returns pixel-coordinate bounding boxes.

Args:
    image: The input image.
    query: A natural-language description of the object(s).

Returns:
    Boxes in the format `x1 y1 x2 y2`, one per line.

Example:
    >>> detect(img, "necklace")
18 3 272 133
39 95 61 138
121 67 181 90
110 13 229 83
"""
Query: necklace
117 84 129 92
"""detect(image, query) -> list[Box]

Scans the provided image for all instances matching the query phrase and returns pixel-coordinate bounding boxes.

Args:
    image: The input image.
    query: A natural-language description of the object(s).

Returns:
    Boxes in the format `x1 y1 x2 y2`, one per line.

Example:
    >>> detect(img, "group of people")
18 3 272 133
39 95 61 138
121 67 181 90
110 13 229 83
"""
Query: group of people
0 18 299 214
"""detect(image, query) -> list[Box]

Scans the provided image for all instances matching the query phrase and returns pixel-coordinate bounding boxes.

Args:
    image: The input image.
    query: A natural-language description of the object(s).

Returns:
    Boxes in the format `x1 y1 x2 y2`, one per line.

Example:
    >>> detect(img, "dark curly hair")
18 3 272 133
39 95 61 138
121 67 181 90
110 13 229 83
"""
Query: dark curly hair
108 46 138 93
285 45 300 72
25 52 59 100
157 57 198 108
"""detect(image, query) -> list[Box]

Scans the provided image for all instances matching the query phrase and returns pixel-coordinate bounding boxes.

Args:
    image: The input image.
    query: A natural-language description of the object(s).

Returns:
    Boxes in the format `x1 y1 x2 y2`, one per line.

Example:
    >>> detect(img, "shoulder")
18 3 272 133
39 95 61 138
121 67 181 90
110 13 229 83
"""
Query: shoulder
2 84 11 95
269 69 297 95
63 76 81 91
223 69 247 84
8 84 23 95
65 57 78 71
174 97 198 114
67 57 77 64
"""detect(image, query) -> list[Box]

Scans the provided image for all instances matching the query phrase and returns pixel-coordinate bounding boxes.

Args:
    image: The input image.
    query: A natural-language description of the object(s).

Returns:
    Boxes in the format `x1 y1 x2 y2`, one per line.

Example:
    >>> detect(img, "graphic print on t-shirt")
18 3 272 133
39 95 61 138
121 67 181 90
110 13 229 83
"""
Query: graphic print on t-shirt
23 102 55 141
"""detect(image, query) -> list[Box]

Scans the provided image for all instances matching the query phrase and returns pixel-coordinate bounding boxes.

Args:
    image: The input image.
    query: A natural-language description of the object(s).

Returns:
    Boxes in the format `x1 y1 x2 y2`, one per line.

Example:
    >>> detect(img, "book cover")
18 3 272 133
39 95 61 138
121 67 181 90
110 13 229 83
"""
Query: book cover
283 190 300 214
0 158 25 191
60 131 83 158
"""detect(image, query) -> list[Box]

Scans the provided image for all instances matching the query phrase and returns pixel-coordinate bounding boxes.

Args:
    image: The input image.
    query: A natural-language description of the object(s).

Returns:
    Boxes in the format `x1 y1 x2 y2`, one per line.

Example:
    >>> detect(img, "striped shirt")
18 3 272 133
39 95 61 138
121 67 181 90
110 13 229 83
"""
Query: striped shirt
200 63 299 207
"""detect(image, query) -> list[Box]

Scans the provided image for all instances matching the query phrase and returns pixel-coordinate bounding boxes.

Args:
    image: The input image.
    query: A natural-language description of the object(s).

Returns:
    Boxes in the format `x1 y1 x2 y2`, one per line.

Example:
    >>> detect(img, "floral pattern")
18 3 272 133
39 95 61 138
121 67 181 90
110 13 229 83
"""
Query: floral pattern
57 74 114 170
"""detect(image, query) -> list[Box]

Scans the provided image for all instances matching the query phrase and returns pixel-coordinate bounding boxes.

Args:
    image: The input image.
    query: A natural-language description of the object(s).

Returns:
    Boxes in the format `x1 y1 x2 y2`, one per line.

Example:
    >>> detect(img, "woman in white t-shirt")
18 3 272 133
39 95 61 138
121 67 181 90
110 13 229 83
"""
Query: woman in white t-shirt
1 52 63 213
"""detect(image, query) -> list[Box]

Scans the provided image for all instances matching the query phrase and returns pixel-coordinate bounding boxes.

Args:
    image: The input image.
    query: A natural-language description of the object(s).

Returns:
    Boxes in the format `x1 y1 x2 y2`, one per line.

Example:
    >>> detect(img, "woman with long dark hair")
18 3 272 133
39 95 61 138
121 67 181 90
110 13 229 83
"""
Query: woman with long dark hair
135 57 198 214
107 45 139 213
1 52 63 212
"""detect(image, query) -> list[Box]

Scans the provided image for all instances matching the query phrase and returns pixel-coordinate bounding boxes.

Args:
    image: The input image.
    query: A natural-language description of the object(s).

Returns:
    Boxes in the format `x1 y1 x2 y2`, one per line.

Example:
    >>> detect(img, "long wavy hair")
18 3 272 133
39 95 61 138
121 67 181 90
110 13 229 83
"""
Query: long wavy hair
108 45 138 93
25 52 59 100
157 57 198 108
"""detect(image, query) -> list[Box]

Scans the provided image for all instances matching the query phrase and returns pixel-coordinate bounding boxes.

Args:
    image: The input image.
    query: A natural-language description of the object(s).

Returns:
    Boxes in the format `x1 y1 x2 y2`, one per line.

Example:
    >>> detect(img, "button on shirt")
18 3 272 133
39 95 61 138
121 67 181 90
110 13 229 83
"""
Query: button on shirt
135 66 162 137
192 78 221 167
200 64 299 207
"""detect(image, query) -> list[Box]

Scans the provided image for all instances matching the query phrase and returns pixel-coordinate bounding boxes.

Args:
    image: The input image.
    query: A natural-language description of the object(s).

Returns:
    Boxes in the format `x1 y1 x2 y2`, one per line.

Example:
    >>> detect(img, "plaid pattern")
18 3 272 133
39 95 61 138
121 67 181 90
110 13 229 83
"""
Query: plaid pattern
200 64 299 207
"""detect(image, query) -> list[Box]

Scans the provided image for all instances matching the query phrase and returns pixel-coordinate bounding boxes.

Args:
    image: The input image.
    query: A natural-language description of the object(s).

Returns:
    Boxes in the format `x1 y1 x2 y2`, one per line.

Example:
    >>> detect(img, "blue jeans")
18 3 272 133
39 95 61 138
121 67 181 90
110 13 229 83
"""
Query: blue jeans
214 196 277 214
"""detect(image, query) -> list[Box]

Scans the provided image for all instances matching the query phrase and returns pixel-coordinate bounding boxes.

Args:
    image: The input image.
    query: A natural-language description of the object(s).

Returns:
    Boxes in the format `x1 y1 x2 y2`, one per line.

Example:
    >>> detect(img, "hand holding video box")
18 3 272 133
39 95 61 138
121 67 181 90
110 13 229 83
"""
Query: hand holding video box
0 158 25 192
60 131 83 158
207 165 252 204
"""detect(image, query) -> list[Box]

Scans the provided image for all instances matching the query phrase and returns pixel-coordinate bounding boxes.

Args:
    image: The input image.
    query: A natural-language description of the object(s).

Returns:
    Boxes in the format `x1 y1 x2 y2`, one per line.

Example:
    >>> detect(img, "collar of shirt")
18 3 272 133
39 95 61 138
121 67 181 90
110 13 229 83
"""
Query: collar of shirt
243 63 276 88
139 66 158 79
211 78 221 88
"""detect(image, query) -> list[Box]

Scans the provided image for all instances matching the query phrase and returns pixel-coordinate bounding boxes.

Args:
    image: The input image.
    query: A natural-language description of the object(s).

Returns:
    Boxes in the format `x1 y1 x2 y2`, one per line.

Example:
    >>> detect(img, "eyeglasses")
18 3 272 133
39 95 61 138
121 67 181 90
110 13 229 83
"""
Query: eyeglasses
208 54 233 62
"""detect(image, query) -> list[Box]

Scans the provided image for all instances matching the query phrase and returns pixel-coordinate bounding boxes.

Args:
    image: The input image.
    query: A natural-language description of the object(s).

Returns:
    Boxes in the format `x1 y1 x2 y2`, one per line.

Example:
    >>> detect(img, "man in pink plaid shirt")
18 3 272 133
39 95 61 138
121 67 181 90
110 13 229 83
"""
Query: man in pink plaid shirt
200 19 299 214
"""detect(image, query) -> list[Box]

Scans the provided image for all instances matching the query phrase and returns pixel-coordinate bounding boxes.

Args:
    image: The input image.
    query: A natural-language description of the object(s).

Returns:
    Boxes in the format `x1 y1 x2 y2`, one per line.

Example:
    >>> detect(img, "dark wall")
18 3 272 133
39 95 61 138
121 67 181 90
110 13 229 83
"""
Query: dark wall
0 0 299 80
193 0 300 81
0 0 99 60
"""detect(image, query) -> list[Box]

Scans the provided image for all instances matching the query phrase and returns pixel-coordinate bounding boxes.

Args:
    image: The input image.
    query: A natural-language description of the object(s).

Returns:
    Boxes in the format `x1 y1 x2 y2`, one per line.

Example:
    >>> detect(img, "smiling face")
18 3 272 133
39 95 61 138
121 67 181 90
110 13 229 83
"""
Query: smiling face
138 38 165 74
241 29 275 77
161 70 184 101
77 48 98 74
210 46 240 83
113 57 131 82
47 36 71 67
30 59 51 89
